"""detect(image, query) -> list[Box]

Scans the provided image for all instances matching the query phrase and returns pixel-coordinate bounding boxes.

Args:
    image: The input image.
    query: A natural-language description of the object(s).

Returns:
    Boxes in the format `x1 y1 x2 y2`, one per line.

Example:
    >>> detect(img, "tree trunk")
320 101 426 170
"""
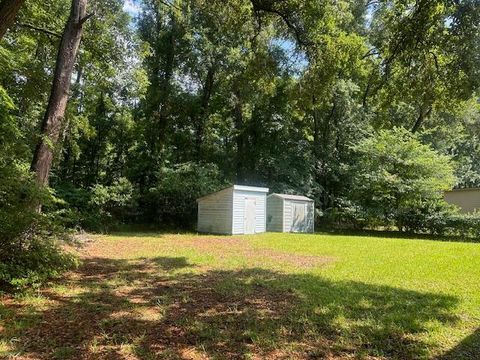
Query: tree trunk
411 104 432 133
0 0 25 40
30 0 90 187
232 91 246 183
145 9 176 170
195 67 215 160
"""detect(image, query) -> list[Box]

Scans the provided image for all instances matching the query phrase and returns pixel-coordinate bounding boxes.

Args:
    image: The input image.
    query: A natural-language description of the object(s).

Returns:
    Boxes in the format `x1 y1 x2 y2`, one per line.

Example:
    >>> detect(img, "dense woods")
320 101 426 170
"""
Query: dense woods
1 0 480 287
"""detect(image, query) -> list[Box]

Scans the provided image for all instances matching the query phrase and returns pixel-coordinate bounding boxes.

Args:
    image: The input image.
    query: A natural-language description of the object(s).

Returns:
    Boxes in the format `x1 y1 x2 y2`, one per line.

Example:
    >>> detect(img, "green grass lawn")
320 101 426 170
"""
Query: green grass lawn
1 232 480 359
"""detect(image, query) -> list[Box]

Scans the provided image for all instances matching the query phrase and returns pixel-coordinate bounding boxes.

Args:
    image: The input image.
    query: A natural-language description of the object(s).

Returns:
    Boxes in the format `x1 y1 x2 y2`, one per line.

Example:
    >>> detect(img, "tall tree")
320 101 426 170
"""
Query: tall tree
30 0 91 187
0 0 25 40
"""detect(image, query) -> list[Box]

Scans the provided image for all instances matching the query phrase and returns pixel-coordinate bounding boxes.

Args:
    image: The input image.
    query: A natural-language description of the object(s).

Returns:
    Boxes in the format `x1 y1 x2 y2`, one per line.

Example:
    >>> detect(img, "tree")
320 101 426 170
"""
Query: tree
351 127 456 231
366 0 480 133
30 0 91 188
0 0 25 40
2 0 480 235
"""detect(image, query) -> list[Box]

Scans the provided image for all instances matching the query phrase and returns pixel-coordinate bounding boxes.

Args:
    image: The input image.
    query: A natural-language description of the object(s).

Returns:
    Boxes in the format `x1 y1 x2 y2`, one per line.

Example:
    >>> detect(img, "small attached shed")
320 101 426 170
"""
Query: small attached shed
267 194 315 233
197 185 269 234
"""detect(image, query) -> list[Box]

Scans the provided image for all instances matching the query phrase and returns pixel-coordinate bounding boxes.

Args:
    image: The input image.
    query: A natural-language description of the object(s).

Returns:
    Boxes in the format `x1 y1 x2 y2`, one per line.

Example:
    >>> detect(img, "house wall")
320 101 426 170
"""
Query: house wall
232 189 267 234
283 199 315 233
266 196 283 232
445 189 480 213
197 188 233 234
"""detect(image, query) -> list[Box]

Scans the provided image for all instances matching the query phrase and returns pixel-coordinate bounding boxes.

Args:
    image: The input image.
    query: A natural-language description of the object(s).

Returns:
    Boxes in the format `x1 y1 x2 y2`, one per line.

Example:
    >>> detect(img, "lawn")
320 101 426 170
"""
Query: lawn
1 232 480 359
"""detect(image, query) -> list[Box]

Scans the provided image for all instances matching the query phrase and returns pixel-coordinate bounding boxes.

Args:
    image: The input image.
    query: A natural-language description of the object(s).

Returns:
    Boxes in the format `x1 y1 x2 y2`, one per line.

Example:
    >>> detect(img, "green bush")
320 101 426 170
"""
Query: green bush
89 177 137 229
319 198 375 230
395 201 459 234
0 86 77 291
51 184 92 229
0 225 78 290
144 162 227 228
350 127 456 232
54 178 137 232
55 163 226 231
425 212 480 239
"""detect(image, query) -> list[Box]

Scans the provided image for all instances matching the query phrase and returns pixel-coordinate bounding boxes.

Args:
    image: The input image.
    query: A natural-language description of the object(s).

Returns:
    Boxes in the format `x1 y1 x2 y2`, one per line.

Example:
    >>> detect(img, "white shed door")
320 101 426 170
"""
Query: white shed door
291 202 306 232
244 198 256 234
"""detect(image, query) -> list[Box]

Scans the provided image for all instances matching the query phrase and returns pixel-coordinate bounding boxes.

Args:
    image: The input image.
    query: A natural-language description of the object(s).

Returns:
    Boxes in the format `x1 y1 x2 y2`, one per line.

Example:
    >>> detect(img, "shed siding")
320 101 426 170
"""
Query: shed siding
266 196 283 232
306 202 315 233
283 199 315 233
232 189 267 234
283 200 292 232
445 189 480 213
197 188 233 234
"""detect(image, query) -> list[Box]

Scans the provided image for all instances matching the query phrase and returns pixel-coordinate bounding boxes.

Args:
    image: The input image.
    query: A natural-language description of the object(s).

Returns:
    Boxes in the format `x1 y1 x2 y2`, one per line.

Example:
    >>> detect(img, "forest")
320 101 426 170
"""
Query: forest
1 0 480 288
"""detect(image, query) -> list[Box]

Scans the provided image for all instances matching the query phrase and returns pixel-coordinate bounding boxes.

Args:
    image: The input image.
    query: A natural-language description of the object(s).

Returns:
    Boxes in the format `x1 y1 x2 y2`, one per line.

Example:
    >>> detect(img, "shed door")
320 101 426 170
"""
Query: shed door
291 201 306 232
244 198 256 234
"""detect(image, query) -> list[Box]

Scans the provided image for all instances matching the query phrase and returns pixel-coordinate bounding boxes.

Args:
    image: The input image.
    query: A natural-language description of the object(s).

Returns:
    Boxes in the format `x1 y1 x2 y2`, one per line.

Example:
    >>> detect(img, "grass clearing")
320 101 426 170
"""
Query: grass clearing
1 232 479 359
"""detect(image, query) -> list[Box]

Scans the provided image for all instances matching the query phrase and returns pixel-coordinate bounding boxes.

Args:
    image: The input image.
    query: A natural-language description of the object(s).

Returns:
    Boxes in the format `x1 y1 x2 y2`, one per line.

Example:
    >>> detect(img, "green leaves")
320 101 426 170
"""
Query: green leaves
351 127 456 231
1 0 480 235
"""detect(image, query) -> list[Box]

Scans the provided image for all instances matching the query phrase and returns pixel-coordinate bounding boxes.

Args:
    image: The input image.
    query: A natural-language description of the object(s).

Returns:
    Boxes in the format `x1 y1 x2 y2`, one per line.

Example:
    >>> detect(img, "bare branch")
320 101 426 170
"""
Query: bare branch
158 0 182 11
362 48 380 59
17 22 61 38
250 0 312 47
80 12 94 25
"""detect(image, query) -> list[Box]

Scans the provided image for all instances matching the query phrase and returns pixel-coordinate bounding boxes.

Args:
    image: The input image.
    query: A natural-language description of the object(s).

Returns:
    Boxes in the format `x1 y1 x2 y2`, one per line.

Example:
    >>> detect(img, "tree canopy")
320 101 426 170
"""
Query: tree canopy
1 0 480 259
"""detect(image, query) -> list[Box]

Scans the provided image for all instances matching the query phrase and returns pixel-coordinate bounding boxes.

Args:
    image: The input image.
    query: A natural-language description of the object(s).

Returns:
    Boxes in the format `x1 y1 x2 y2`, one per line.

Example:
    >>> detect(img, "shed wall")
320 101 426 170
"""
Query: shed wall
197 188 233 234
232 189 267 234
445 189 480 213
283 200 292 232
283 199 315 233
266 196 283 232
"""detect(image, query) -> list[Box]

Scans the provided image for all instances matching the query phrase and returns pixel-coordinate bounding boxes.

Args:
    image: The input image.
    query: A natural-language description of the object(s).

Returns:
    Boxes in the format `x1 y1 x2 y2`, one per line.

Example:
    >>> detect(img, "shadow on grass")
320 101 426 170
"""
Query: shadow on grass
436 327 480 359
2 257 463 359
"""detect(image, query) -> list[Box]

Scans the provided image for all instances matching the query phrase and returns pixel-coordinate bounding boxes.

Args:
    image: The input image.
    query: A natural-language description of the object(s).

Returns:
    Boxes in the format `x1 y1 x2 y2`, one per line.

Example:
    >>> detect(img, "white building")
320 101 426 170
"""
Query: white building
196 185 269 234
266 193 315 233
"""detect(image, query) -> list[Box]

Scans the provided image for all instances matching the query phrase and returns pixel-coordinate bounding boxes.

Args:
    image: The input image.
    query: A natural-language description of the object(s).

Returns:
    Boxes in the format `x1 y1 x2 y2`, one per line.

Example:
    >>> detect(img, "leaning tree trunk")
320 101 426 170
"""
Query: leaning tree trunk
31 0 90 188
0 0 25 40
411 104 432 134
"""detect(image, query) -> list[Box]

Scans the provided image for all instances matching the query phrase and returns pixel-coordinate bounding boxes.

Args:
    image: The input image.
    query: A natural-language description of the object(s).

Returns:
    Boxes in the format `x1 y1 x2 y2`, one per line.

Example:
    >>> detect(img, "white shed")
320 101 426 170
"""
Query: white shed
196 185 269 234
267 193 315 233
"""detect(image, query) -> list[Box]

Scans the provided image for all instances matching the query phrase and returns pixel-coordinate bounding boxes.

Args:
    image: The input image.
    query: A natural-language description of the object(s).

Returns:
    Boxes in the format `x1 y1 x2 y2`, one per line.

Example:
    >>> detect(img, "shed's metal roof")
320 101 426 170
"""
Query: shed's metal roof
268 193 313 202
233 185 269 193
196 185 269 202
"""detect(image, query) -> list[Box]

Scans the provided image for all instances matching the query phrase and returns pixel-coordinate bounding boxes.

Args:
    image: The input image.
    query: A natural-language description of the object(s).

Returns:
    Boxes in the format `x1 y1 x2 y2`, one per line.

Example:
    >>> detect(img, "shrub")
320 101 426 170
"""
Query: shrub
0 86 77 291
54 178 137 232
319 198 375 230
89 177 137 229
426 212 480 239
0 224 78 290
351 127 456 232
144 162 227 228
52 184 92 229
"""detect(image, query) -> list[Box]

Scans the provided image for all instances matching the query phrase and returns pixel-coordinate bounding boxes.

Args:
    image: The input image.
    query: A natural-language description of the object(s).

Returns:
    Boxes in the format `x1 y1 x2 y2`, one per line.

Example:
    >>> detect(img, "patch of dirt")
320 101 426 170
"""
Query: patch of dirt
243 248 333 268
163 236 334 269
78 235 334 271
